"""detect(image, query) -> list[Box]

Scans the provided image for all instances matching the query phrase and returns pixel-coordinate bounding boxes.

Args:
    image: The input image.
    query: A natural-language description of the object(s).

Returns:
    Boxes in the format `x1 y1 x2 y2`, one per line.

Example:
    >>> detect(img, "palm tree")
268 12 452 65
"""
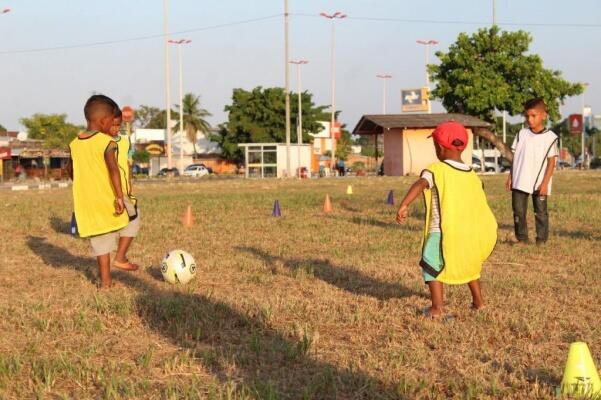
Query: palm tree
174 93 212 157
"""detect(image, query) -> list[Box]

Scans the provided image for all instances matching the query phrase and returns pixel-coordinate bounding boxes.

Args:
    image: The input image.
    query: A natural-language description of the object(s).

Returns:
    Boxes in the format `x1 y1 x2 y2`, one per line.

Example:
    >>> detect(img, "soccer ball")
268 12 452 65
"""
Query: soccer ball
161 250 197 284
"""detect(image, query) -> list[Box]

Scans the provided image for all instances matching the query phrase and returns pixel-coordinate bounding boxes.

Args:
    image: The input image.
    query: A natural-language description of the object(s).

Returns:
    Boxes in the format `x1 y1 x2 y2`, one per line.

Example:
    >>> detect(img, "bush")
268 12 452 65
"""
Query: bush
351 161 365 172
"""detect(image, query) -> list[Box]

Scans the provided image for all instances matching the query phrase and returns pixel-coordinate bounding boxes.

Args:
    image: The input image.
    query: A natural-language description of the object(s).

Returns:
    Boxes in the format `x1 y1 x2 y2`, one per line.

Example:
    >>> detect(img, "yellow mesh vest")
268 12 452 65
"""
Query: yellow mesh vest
116 135 136 206
70 132 129 237
422 161 498 284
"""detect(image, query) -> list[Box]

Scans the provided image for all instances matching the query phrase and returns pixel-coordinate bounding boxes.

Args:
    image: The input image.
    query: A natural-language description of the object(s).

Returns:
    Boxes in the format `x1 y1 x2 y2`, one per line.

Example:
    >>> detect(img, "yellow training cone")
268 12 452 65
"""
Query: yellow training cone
346 185 353 195
560 342 601 397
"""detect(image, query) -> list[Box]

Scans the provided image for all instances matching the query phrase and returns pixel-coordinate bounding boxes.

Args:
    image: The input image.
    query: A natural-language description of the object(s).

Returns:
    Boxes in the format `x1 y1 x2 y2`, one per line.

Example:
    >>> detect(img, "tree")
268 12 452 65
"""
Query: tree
429 26 582 160
134 105 161 128
213 87 327 162
20 114 82 149
173 93 212 157
0 123 6 132
145 109 180 129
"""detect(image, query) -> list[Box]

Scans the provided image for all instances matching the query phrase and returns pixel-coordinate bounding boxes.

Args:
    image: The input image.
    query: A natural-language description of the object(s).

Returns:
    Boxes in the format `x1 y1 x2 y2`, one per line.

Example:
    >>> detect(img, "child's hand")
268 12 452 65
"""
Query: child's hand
114 197 125 215
396 205 409 224
505 175 512 192
538 183 549 196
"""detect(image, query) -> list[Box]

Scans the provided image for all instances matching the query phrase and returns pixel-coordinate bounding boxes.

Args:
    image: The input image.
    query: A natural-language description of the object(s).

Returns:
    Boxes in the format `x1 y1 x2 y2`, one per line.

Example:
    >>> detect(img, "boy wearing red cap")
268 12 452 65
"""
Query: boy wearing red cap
396 121 498 319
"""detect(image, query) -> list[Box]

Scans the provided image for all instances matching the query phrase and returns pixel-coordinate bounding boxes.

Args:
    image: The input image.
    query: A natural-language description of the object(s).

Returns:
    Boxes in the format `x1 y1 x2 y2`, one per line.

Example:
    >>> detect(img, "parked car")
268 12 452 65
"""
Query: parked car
157 167 180 177
183 164 209 178
186 163 213 174
471 156 498 172
131 164 149 175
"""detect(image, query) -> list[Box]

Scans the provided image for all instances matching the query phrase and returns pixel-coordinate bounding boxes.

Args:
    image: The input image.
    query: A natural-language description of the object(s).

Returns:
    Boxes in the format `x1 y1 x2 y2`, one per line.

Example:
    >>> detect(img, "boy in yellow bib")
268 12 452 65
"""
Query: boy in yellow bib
396 122 497 319
69 95 131 288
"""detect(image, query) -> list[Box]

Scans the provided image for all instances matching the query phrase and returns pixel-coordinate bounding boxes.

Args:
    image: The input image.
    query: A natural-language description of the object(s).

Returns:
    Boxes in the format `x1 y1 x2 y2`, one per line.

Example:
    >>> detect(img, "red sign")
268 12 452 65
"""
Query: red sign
122 106 135 123
0 147 11 160
569 114 583 136
331 122 342 139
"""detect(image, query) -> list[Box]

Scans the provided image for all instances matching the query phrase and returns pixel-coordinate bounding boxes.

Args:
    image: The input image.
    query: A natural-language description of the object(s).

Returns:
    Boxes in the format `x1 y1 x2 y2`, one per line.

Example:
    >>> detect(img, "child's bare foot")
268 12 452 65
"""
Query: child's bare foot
422 307 454 322
113 259 139 271
470 302 484 311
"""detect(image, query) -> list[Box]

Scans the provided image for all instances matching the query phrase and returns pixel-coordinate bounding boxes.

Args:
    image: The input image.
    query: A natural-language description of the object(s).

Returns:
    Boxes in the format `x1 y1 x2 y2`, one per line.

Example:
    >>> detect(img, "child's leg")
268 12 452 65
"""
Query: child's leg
532 192 548 244
115 237 134 263
511 190 529 242
114 199 140 270
426 281 444 316
97 253 111 288
467 279 483 309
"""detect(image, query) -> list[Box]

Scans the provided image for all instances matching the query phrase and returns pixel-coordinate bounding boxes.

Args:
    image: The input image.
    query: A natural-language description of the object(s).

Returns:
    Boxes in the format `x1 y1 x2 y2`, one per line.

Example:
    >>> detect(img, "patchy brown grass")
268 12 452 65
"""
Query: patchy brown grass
1 171 600 399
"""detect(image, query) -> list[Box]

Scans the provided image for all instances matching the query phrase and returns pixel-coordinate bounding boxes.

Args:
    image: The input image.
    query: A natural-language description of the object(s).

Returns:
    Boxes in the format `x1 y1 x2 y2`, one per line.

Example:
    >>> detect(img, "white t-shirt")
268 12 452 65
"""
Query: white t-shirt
511 128 558 194
421 160 471 233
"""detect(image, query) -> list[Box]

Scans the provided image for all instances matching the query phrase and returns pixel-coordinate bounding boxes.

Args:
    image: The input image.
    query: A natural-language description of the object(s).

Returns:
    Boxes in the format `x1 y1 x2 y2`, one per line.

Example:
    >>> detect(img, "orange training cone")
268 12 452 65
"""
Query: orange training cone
182 204 194 227
323 194 332 213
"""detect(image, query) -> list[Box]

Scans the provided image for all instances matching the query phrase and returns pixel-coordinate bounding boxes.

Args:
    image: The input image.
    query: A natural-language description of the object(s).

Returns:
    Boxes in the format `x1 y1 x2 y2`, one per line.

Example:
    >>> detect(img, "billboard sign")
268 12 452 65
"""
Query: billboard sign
569 114 583 136
401 87 429 112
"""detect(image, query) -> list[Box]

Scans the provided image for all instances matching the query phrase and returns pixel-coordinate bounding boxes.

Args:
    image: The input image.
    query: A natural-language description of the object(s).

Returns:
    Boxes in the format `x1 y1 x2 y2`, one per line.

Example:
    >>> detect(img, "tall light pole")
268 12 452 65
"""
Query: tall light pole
581 82 589 169
416 39 438 114
376 74 392 114
290 60 308 177
169 39 191 174
321 11 346 174
163 0 173 169
492 0 496 26
284 0 291 177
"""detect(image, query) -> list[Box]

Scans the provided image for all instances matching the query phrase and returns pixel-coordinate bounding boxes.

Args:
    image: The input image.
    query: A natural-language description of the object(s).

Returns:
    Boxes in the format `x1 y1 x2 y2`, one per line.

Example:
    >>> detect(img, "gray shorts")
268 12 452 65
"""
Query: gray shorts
89 199 140 256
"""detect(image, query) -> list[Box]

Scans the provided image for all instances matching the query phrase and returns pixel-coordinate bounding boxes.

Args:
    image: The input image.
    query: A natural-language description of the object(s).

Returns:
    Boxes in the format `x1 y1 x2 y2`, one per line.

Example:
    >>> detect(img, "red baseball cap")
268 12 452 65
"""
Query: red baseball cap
429 121 468 151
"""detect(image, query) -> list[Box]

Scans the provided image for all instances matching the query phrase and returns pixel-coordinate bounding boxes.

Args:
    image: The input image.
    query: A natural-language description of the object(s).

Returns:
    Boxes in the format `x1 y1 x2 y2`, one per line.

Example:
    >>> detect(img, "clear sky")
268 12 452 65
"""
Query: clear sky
1 0 599 132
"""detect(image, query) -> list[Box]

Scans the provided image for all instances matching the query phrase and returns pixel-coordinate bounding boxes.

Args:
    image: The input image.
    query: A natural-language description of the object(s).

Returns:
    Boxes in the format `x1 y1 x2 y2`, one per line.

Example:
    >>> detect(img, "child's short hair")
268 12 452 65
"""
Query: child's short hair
84 94 119 121
523 98 547 113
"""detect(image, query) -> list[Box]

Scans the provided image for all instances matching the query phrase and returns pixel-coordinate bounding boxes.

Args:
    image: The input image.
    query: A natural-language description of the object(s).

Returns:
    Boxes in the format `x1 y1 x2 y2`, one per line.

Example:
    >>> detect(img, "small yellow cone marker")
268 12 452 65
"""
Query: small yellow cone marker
346 185 353 195
560 342 601 397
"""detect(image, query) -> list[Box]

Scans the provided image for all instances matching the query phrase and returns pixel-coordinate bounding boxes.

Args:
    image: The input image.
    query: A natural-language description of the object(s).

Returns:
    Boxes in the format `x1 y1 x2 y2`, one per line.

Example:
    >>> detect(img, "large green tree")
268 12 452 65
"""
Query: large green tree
173 93 212 156
214 87 327 162
20 114 82 149
134 105 161 128
429 26 582 160
0 123 6 132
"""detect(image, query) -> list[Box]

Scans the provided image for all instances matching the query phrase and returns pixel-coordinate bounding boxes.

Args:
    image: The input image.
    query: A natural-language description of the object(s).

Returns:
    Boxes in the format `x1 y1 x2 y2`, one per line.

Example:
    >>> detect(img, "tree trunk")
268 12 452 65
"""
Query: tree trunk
473 127 514 162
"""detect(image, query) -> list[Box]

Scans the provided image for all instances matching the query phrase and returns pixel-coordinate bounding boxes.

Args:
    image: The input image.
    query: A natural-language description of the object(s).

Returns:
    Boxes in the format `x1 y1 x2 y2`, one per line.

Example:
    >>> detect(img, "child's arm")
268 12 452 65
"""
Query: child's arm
104 147 125 215
66 157 73 180
538 156 557 196
396 178 429 224
505 171 512 192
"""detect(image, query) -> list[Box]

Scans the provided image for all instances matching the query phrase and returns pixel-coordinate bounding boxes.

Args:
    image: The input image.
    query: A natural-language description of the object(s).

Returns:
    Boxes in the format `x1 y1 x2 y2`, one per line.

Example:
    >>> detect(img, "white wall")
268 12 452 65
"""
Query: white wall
276 144 312 178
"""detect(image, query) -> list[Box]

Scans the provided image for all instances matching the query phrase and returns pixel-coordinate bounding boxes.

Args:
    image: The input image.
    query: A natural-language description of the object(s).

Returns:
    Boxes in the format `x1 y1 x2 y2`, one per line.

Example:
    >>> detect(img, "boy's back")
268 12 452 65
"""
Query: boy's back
70 131 129 237
423 161 497 284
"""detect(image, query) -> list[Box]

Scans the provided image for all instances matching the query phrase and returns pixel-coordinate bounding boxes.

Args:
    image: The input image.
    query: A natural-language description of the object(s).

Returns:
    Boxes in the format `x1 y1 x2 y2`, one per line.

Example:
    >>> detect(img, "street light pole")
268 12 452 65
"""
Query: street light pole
169 39 191 174
163 0 172 169
284 0 291 177
416 39 438 114
290 60 308 177
581 82 589 169
376 74 392 114
321 11 346 175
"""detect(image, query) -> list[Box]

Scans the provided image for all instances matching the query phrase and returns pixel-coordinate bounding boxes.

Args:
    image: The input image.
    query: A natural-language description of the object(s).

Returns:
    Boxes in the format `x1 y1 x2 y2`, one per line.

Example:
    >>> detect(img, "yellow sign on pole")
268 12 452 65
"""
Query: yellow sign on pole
401 87 430 112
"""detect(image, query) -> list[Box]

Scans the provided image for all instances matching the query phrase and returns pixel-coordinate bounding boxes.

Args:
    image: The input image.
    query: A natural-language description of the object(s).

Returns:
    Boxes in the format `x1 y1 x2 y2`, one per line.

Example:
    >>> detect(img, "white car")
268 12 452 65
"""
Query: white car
183 164 209 177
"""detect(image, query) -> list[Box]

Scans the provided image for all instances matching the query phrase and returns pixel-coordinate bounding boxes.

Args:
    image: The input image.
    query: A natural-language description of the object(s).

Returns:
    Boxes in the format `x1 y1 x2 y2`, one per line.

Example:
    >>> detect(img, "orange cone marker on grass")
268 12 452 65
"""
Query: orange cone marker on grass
323 194 332 213
182 204 194 227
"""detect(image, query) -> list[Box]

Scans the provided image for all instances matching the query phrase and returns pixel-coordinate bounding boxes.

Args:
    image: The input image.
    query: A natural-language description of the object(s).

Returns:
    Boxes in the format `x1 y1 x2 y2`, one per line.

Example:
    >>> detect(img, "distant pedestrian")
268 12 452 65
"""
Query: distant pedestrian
396 121 497 319
505 98 558 245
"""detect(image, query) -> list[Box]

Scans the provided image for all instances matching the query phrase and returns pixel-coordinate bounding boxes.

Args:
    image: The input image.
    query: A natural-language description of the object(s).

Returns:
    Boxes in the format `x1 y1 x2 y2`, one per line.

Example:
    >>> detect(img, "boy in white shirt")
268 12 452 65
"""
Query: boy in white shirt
506 98 558 245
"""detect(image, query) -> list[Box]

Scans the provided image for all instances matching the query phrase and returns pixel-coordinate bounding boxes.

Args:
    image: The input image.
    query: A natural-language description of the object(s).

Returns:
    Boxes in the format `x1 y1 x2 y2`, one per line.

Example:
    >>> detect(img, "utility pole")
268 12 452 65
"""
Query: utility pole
169 39 192 174
163 0 172 169
376 74 392 114
284 0 291 177
581 83 589 169
321 11 346 175
416 40 438 114
492 0 496 26
290 60 308 177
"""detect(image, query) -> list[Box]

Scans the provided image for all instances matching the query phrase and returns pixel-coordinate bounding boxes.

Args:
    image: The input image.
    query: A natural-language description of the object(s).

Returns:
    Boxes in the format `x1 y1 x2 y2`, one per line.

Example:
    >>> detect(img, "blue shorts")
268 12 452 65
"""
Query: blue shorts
421 232 442 282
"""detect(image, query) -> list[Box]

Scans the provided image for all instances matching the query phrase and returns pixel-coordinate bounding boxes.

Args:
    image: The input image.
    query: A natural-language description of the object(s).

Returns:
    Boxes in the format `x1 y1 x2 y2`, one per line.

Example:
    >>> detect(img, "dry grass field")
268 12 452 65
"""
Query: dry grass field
1 171 600 399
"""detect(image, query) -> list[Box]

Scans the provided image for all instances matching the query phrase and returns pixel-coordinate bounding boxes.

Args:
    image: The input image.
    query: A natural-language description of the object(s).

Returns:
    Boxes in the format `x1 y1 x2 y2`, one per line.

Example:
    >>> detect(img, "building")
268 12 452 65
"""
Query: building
238 143 312 178
352 113 490 176
131 128 236 175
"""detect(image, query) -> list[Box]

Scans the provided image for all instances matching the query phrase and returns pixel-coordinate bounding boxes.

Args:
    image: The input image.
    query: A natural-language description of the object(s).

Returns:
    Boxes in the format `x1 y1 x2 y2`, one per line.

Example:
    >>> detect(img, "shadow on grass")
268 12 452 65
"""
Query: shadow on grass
27 238 405 398
498 222 601 241
49 216 72 235
238 246 426 300
27 236 96 282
